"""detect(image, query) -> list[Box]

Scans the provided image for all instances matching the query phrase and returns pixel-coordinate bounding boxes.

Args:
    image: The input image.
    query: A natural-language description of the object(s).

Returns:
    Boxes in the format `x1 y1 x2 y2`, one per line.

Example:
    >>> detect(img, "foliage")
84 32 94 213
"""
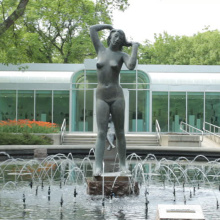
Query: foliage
0 132 53 145
0 0 29 36
0 119 59 133
0 0 129 64
139 29 220 65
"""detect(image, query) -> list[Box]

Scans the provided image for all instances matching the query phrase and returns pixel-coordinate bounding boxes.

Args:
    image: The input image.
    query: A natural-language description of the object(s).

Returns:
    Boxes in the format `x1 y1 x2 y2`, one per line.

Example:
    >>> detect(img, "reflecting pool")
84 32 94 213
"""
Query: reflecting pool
0 152 220 219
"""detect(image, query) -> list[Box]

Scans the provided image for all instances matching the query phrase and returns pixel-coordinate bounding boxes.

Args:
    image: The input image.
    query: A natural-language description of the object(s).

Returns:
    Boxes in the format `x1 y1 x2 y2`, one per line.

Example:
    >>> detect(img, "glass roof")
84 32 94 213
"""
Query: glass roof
147 72 220 85
0 71 73 83
0 62 220 86
139 65 220 85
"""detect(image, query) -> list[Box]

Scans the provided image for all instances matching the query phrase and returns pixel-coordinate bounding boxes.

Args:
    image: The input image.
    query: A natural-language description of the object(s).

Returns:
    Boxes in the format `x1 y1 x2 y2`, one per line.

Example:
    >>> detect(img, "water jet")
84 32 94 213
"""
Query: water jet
0 151 220 219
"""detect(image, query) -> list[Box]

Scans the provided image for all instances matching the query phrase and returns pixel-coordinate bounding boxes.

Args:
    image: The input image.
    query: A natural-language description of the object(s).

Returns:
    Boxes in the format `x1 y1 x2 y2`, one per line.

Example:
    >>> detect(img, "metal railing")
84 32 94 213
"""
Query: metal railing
180 121 204 142
155 119 161 145
203 122 220 138
60 118 66 145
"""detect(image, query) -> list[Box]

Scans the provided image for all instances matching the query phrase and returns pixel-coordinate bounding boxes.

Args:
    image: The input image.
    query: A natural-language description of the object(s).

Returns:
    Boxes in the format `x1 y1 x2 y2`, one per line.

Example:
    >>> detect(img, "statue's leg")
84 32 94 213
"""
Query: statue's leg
111 98 129 173
94 99 109 176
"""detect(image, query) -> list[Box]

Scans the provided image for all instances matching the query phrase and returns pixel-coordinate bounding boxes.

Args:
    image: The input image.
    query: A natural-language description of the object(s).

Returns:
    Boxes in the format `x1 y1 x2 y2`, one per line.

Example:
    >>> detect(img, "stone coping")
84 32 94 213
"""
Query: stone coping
0 144 220 152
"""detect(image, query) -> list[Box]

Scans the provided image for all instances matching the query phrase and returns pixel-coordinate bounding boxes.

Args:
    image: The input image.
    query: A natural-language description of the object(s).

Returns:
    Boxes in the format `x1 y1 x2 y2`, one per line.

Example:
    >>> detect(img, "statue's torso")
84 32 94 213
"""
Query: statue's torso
96 48 124 102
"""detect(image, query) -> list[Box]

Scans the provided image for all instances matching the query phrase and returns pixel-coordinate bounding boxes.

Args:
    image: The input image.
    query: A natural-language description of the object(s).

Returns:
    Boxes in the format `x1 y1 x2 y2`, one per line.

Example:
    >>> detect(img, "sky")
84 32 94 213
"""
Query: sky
112 0 220 43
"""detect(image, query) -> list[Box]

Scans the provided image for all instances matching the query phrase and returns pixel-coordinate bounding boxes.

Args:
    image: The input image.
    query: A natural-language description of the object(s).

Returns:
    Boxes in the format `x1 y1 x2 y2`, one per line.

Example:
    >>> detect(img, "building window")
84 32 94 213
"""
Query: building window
169 92 186 132
121 70 150 132
53 91 69 130
71 69 150 132
85 89 94 131
18 90 34 120
129 90 137 132
205 92 220 127
36 91 52 122
72 89 82 131
187 92 204 130
152 92 168 132
0 90 16 121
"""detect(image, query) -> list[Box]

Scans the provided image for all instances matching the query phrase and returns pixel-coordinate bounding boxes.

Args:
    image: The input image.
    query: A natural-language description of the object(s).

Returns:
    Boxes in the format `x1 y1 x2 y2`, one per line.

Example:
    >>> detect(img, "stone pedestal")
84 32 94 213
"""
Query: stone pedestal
86 172 139 196
156 205 205 220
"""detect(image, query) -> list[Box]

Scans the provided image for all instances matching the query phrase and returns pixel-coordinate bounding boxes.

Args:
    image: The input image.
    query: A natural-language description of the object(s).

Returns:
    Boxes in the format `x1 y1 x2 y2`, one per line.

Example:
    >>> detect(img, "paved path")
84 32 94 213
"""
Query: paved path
0 135 219 160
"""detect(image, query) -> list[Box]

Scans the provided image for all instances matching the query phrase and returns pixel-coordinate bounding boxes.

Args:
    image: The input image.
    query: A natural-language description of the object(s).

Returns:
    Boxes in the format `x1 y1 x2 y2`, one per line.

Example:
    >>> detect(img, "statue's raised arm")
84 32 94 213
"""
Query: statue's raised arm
90 24 113 54
122 42 140 70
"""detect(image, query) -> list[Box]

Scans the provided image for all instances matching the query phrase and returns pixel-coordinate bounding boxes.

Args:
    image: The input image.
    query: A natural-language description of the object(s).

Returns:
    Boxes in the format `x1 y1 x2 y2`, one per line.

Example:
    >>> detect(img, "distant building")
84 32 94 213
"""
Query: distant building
0 59 219 132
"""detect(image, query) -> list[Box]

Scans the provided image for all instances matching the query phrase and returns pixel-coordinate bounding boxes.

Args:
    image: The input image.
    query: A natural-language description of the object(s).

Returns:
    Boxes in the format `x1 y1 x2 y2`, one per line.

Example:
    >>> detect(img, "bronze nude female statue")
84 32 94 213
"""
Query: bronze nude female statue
90 24 139 176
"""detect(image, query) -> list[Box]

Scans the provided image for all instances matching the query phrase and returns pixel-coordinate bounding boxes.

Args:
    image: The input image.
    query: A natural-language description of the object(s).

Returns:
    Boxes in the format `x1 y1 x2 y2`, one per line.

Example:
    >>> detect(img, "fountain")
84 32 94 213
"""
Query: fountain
0 151 220 219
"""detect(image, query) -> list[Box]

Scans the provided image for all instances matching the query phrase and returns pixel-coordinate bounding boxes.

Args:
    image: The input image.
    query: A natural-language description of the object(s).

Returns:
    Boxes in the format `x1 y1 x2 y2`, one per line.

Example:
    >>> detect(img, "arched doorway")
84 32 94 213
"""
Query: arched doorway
70 69 150 132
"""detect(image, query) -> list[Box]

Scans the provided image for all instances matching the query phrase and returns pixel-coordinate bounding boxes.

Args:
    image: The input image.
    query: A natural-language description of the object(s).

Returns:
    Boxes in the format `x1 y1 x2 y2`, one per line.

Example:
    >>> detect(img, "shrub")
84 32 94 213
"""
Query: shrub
0 119 59 133
0 132 53 145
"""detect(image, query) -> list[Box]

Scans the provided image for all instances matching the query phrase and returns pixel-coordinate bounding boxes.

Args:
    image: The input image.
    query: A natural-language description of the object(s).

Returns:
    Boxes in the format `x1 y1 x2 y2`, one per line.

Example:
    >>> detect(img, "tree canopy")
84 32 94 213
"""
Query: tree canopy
1 0 220 65
0 0 129 64
139 29 220 65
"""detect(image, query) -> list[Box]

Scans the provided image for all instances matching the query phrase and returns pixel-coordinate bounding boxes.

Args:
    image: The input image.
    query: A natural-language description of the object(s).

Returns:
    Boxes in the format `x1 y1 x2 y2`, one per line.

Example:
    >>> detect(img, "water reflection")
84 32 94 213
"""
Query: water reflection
0 153 220 219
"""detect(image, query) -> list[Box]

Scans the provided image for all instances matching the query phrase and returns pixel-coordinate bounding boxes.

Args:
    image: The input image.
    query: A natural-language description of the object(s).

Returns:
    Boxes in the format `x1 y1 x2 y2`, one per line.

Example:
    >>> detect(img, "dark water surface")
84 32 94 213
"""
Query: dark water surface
0 183 220 219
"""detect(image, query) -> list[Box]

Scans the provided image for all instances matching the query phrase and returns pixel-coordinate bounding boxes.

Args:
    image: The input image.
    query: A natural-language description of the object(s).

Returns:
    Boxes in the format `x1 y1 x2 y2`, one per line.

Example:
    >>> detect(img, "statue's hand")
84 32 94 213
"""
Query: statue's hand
132 42 140 47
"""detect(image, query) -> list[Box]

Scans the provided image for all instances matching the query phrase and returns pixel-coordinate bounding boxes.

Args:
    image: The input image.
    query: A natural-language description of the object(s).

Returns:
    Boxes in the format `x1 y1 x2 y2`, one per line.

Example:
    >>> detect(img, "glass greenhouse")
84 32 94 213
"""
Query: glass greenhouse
0 59 219 133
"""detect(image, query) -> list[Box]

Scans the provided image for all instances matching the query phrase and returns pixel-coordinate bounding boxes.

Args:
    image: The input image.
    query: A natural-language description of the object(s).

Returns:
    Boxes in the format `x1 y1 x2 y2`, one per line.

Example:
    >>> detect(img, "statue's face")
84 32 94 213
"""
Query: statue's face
110 31 124 47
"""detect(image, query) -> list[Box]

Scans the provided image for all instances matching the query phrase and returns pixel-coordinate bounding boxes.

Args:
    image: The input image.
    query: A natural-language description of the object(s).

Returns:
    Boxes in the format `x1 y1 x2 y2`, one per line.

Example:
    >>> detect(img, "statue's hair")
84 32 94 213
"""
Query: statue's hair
107 29 132 50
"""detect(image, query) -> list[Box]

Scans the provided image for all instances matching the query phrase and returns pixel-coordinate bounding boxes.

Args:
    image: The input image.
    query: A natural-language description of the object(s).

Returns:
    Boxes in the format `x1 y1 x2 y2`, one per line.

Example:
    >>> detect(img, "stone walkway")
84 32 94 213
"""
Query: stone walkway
0 134 219 160
201 136 220 148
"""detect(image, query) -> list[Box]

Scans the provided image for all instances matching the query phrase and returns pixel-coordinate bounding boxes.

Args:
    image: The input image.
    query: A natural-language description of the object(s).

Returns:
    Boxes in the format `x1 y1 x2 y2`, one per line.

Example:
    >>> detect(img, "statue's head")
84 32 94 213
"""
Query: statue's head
107 29 131 50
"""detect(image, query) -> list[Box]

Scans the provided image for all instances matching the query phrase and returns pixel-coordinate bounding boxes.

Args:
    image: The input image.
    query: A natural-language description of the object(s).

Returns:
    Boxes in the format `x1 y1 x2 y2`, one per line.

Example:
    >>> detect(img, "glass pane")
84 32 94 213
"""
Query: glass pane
53 91 69 130
72 90 85 131
137 90 149 131
120 71 136 83
137 83 148 89
72 71 84 89
36 91 52 122
169 92 186 132
0 90 16 120
205 92 220 127
18 91 34 120
85 90 94 131
152 92 168 132
86 70 97 84
75 83 85 89
187 92 204 130
86 84 97 89
129 90 136 132
138 71 149 84
72 71 84 83
121 84 136 89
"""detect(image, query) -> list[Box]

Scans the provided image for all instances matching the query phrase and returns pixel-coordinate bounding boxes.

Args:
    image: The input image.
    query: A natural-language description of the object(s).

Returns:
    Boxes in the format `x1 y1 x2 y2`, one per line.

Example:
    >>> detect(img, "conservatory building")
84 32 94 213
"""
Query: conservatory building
0 59 220 133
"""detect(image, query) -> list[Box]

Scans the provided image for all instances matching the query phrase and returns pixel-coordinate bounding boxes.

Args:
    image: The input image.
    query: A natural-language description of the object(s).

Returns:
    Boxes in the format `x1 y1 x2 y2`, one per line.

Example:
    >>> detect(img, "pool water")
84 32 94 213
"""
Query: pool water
0 182 220 219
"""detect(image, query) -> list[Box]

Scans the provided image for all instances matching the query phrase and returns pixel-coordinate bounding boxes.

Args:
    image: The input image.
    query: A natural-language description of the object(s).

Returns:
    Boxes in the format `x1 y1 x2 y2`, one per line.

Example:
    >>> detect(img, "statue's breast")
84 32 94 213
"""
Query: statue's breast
96 60 118 69
96 62 104 69
97 49 121 70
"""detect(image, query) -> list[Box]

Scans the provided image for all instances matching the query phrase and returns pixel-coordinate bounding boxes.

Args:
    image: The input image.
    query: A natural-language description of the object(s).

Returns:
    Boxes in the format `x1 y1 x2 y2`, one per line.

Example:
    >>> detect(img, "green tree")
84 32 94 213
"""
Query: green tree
139 30 220 65
0 0 29 36
0 0 129 64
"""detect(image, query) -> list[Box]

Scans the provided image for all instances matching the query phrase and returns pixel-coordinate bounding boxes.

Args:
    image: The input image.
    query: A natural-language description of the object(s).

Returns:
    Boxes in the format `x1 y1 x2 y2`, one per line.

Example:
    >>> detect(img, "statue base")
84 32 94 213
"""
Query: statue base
86 172 139 196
